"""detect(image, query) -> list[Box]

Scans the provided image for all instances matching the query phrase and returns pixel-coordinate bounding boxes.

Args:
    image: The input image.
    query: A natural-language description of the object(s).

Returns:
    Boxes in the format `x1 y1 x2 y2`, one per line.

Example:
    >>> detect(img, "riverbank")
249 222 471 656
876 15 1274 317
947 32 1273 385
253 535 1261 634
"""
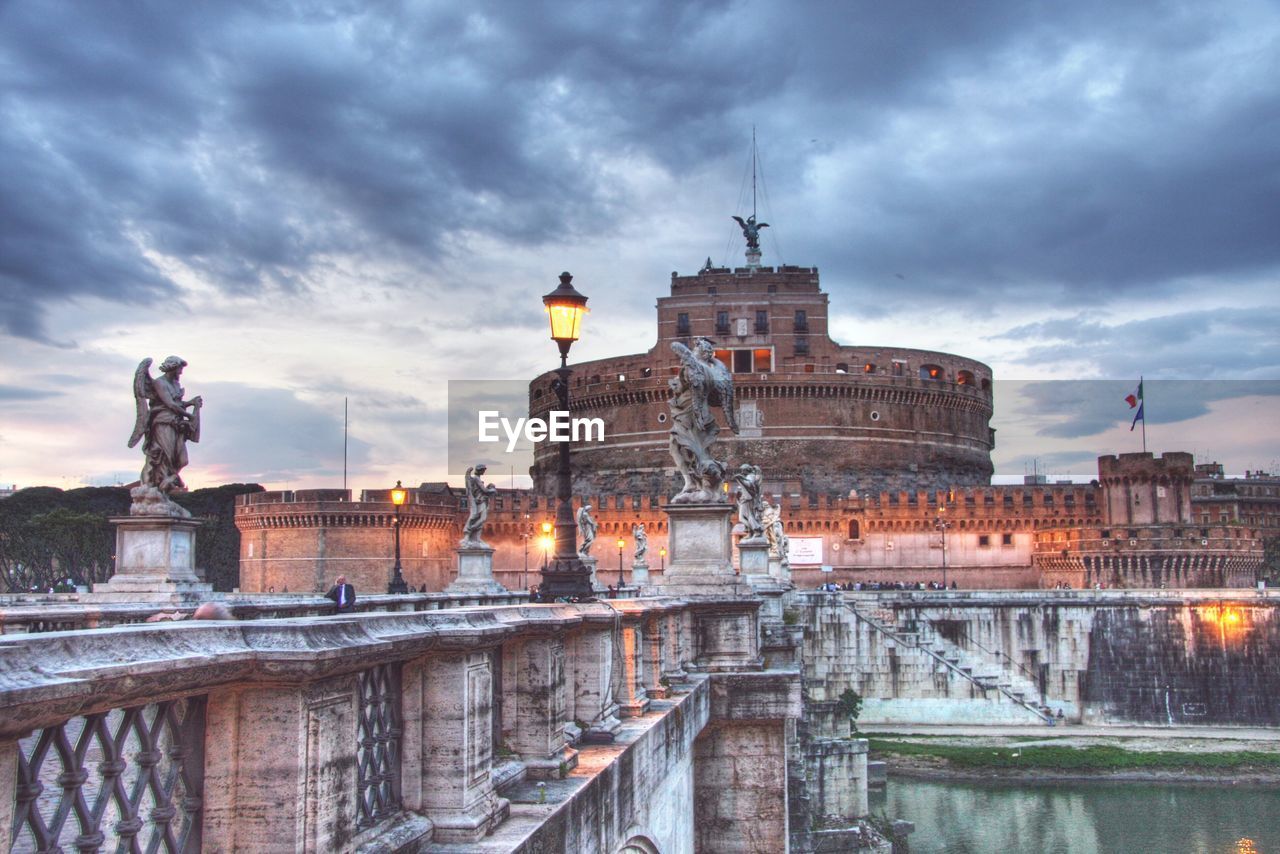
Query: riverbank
865 731 1280 785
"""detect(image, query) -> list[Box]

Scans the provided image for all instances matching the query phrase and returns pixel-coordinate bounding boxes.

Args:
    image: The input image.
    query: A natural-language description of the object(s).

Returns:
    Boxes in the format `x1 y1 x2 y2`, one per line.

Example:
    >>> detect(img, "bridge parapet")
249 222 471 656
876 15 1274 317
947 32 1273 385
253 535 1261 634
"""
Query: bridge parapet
0 596 801 852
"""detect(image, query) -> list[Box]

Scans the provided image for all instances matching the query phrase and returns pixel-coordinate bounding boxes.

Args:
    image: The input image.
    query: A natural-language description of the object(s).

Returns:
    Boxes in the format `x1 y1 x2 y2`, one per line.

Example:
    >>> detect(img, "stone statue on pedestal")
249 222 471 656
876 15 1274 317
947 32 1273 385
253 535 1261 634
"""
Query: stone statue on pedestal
128 356 202 517
577 503 597 559
460 464 498 548
632 523 648 561
733 464 766 542
763 501 790 569
668 338 739 504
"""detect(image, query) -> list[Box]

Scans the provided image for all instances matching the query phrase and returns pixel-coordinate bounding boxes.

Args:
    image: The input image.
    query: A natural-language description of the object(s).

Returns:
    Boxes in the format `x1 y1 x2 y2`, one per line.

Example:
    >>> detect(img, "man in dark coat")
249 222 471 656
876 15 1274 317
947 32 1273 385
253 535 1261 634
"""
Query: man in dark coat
326 575 356 613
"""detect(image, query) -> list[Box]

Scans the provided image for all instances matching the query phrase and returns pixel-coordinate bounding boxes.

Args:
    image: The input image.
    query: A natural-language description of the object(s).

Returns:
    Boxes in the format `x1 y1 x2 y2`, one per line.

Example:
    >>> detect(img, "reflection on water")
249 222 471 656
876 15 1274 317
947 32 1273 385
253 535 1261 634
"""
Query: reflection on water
871 776 1279 854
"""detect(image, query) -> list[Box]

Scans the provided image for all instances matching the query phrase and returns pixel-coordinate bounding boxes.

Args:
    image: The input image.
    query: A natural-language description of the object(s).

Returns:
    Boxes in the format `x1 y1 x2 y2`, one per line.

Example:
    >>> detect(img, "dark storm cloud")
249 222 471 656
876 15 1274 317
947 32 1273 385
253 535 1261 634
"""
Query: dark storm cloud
2 0 1278 342
997 307 1280 378
199 382 370 482
1006 379 1280 440
0 384 60 401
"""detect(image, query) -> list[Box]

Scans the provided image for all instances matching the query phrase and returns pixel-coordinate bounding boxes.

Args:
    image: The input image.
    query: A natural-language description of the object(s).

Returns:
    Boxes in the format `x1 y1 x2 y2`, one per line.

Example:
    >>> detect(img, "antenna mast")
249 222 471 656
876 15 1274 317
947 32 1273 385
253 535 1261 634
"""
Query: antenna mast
752 125 758 221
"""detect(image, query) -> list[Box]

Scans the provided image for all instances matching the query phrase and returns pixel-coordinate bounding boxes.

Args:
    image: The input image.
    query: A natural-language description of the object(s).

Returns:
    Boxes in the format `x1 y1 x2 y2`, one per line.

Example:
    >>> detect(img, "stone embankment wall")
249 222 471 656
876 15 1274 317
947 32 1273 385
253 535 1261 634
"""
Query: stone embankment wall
800 589 1280 727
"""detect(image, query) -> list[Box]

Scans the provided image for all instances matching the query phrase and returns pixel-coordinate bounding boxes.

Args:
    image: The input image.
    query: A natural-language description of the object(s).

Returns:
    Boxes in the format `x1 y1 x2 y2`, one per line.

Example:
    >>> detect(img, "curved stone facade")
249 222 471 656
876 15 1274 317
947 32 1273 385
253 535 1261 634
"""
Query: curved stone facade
530 265 994 500
234 488 459 594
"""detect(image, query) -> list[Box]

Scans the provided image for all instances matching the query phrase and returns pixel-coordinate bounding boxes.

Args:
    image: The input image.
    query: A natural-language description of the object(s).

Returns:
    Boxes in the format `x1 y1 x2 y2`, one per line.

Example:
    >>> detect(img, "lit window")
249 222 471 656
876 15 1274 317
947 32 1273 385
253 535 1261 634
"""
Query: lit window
864 363 876 373
753 349 772 372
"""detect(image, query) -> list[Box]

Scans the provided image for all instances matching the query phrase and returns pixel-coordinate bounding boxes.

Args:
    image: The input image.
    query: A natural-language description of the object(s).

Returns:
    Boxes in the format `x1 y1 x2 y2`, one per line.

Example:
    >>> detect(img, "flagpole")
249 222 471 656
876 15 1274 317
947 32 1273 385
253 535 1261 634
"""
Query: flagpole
1140 376 1147 454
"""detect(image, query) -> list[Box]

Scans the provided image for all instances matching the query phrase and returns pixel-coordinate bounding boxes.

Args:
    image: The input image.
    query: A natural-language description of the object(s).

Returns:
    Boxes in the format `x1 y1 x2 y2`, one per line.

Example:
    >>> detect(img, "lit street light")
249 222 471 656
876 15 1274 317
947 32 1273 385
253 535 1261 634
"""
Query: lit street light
617 537 626 589
538 272 594 600
659 546 666 574
388 481 409 594
935 507 951 590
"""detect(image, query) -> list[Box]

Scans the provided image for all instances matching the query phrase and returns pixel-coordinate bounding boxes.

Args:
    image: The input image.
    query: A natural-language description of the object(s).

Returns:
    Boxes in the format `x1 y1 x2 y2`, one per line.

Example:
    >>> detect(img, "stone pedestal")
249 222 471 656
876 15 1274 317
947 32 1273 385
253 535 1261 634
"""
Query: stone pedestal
656 503 752 598
92 516 212 603
768 553 791 585
631 559 650 587
580 555 600 590
446 546 506 595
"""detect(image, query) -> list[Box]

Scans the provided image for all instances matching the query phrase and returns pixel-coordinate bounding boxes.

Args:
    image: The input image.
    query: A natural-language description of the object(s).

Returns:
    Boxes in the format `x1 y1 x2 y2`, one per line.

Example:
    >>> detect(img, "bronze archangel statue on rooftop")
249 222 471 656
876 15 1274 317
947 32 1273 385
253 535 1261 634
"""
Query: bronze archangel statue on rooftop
732 214 769 251
128 356 201 516
668 338 739 503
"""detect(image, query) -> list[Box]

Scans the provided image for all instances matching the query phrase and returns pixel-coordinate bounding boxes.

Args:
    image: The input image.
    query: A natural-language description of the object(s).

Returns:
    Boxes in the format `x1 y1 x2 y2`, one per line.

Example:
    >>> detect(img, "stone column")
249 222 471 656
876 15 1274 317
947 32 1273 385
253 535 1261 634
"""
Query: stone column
446 545 506 595
570 616 622 743
203 677 362 851
613 605 650 717
509 633 578 778
642 610 670 700
694 721 789 853
92 516 213 603
402 649 509 842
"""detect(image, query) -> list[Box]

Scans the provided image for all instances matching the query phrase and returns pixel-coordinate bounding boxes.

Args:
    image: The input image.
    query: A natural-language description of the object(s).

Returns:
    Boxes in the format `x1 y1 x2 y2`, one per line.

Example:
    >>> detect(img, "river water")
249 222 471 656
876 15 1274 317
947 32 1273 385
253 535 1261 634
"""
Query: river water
871 776 1279 854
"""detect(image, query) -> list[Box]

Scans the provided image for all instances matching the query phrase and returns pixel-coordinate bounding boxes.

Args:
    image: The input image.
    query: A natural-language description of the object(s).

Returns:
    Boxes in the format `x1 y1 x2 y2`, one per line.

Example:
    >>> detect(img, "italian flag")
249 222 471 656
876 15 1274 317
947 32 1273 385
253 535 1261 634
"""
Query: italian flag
1125 379 1144 431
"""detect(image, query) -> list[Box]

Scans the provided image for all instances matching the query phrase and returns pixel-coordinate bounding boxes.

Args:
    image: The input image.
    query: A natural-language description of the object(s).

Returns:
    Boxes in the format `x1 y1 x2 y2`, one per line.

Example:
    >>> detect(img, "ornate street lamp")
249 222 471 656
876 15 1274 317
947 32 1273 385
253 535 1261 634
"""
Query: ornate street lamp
935 507 950 590
617 537 626 588
388 481 409 593
541 521 553 570
539 272 594 600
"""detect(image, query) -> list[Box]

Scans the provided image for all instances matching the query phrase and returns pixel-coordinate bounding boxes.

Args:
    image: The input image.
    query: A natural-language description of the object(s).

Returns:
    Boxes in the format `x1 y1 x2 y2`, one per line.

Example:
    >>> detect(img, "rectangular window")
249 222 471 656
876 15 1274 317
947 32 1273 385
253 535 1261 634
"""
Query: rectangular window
794 337 809 355
892 361 905 376
714 348 732 369
1001 533 1013 546
753 348 773 372
733 349 753 373
979 534 990 547
716 311 729 334
794 309 808 331
677 312 690 334
755 310 769 333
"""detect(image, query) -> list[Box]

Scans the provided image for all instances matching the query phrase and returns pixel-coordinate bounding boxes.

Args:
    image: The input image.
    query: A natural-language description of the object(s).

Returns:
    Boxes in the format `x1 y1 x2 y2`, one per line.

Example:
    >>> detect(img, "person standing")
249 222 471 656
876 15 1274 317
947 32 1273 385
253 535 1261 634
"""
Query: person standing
326 575 356 613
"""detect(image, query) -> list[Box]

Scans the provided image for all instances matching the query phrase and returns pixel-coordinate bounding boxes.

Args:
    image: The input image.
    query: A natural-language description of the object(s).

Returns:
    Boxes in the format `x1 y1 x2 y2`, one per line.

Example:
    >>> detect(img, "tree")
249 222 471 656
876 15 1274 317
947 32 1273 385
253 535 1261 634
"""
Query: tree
0 483 262 592
1263 535 1280 586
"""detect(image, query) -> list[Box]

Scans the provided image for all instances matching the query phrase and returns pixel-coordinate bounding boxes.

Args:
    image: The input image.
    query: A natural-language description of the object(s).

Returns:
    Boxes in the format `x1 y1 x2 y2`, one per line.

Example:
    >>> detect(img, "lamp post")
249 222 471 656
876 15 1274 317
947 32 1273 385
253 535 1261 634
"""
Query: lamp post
538 272 594 600
388 481 409 594
617 537 625 588
659 546 666 573
521 513 531 592
541 521 553 572
935 510 951 590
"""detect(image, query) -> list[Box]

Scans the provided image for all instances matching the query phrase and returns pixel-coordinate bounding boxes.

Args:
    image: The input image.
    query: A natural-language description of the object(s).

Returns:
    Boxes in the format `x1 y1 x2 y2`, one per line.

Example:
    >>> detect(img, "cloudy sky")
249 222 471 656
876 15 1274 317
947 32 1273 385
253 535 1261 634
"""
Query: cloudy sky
2 0 1277 492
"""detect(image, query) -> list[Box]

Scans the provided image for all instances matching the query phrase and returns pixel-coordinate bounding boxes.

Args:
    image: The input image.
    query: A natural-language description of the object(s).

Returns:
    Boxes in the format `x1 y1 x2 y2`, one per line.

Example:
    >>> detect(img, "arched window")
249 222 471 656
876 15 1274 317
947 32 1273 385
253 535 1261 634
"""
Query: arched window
847 518 861 539
981 378 991 391
835 362 849 374
920 364 944 381
957 370 975 386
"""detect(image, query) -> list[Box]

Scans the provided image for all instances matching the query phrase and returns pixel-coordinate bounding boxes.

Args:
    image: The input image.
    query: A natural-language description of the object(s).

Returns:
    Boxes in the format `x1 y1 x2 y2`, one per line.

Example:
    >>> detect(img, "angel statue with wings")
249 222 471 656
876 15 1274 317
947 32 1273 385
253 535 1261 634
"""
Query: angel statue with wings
732 463 766 542
731 214 769 251
668 337 739 503
460 464 498 548
128 356 202 514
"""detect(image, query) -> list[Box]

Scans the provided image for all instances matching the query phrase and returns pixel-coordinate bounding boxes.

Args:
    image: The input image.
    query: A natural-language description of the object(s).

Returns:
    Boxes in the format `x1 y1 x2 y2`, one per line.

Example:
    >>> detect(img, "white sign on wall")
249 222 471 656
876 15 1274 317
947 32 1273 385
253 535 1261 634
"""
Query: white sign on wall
790 537 824 566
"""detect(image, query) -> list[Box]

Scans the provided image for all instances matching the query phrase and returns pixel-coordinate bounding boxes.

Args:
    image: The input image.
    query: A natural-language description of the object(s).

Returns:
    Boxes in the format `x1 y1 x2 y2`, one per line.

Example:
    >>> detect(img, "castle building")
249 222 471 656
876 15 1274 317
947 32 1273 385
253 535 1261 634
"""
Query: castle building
234 237 1264 593
529 263 995 500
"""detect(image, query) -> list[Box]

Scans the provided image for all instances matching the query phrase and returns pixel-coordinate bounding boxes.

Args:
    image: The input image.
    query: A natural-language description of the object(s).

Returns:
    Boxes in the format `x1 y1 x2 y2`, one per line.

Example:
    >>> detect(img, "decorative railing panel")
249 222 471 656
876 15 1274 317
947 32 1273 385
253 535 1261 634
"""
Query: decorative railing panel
12 697 205 853
356 663 402 830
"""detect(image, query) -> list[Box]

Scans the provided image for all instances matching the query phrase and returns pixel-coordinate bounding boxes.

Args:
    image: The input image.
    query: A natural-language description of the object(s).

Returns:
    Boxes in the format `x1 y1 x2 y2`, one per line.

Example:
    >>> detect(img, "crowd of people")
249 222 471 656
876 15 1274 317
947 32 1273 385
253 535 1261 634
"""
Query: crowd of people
817 580 959 592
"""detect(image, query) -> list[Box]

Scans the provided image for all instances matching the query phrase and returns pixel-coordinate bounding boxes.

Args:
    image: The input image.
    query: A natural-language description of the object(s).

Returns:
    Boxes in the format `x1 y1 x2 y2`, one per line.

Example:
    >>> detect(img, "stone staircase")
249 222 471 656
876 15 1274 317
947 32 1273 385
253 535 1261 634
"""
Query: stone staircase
846 601 1058 724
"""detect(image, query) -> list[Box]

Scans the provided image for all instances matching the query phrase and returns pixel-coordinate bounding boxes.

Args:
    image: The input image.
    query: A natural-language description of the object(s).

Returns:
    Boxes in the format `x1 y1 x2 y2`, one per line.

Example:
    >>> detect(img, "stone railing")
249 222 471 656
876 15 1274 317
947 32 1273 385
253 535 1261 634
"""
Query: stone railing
0 590 532 635
0 595 796 852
